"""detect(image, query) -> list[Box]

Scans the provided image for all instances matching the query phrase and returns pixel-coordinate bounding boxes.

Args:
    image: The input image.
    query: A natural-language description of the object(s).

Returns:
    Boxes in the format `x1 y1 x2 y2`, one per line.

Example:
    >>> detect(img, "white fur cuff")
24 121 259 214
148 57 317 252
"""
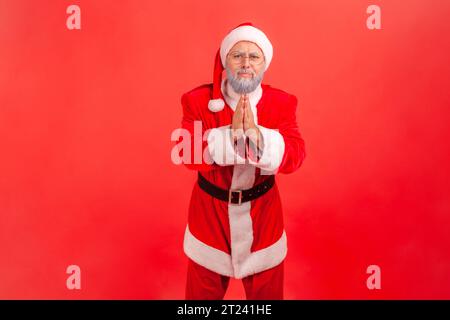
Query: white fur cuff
247 125 285 174
207 125 246 166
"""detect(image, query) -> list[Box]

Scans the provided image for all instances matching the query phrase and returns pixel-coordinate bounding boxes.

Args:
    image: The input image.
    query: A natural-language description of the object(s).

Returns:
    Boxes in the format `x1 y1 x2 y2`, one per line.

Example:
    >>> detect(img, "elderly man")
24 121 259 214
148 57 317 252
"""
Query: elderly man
177 22 306 299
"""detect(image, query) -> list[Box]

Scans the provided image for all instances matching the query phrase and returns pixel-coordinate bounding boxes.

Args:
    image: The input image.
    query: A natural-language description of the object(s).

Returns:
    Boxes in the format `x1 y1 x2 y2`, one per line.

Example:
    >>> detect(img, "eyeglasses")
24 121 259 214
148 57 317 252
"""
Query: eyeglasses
227 51 265 65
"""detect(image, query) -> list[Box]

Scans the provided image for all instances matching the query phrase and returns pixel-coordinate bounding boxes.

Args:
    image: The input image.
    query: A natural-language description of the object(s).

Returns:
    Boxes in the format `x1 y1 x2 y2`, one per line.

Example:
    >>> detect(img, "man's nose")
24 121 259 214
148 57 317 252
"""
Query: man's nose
241 56 251 68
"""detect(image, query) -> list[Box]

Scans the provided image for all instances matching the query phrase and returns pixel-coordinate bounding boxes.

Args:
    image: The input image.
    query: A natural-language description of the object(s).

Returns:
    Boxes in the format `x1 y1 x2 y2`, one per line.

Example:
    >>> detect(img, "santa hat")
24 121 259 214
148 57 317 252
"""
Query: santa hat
208 22 273 112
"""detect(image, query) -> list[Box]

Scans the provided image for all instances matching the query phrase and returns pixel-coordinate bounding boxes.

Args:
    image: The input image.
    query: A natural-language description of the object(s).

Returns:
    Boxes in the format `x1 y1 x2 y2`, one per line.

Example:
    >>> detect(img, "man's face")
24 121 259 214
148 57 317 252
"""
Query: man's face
225 41 266 94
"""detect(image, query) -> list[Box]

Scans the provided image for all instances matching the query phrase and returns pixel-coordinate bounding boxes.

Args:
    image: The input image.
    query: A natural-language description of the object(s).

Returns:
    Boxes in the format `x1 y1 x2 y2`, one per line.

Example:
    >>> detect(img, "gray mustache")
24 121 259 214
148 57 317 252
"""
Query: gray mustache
237 70 255 75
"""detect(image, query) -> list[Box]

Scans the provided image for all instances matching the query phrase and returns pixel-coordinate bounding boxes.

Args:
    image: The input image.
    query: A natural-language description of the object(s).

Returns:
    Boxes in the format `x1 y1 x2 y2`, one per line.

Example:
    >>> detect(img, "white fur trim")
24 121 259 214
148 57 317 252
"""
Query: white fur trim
228 164 256 278
247 125 285 175
183 224 287 279
234 231 287 279
207 125 246 166
183 225 234 277
220 25 273 71
208 98 225 112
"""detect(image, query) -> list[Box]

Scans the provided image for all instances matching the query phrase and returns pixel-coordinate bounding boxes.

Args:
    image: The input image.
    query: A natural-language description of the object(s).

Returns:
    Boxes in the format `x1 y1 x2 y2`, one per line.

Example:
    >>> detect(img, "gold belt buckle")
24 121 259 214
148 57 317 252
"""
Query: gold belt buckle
228 189 242 206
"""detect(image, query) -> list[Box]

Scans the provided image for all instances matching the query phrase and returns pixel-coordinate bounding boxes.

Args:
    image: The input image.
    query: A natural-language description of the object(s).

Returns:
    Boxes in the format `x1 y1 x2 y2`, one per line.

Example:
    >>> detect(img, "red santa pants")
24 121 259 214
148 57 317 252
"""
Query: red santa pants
185 258 284 300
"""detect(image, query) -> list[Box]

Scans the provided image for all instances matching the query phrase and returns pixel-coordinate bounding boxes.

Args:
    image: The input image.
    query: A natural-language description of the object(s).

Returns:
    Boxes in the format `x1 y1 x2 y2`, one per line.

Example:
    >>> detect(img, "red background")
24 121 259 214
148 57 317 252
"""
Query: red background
1 0 449 299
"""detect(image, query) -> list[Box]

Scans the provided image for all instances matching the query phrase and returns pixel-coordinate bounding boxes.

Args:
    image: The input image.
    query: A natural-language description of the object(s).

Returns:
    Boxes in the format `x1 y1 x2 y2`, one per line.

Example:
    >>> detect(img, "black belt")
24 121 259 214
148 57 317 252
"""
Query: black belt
197 172 275 205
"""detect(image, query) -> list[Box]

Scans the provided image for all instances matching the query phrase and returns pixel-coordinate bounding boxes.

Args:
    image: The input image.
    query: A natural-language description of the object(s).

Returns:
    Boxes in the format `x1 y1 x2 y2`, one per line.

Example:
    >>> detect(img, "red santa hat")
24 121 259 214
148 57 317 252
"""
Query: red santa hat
208 22 273 112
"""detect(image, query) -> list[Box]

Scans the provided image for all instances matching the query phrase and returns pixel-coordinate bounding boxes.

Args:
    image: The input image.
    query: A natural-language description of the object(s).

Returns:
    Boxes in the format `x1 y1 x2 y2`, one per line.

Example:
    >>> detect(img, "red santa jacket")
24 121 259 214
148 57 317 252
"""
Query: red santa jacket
177 79 306 279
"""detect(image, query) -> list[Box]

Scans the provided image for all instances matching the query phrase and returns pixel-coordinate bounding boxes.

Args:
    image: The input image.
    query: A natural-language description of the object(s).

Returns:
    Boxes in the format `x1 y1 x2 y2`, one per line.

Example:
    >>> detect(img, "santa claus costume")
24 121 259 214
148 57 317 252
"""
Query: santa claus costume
178 22 306 299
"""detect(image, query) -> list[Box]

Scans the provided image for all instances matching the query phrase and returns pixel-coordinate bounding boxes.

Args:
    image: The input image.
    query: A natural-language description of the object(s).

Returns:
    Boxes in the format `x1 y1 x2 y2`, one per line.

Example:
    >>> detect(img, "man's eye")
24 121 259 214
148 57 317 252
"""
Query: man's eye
233 54 241 59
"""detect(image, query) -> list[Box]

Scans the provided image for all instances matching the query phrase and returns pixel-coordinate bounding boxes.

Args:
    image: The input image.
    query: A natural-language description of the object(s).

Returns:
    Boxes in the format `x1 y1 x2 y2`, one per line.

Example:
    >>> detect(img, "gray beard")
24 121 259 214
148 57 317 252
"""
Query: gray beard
225 67 264 94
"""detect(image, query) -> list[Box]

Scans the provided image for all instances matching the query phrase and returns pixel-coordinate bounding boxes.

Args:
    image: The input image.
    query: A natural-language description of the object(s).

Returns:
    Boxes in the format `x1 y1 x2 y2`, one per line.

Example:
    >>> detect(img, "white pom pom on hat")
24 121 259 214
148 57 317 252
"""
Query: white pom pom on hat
208 22 273 112
208 98 225 112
